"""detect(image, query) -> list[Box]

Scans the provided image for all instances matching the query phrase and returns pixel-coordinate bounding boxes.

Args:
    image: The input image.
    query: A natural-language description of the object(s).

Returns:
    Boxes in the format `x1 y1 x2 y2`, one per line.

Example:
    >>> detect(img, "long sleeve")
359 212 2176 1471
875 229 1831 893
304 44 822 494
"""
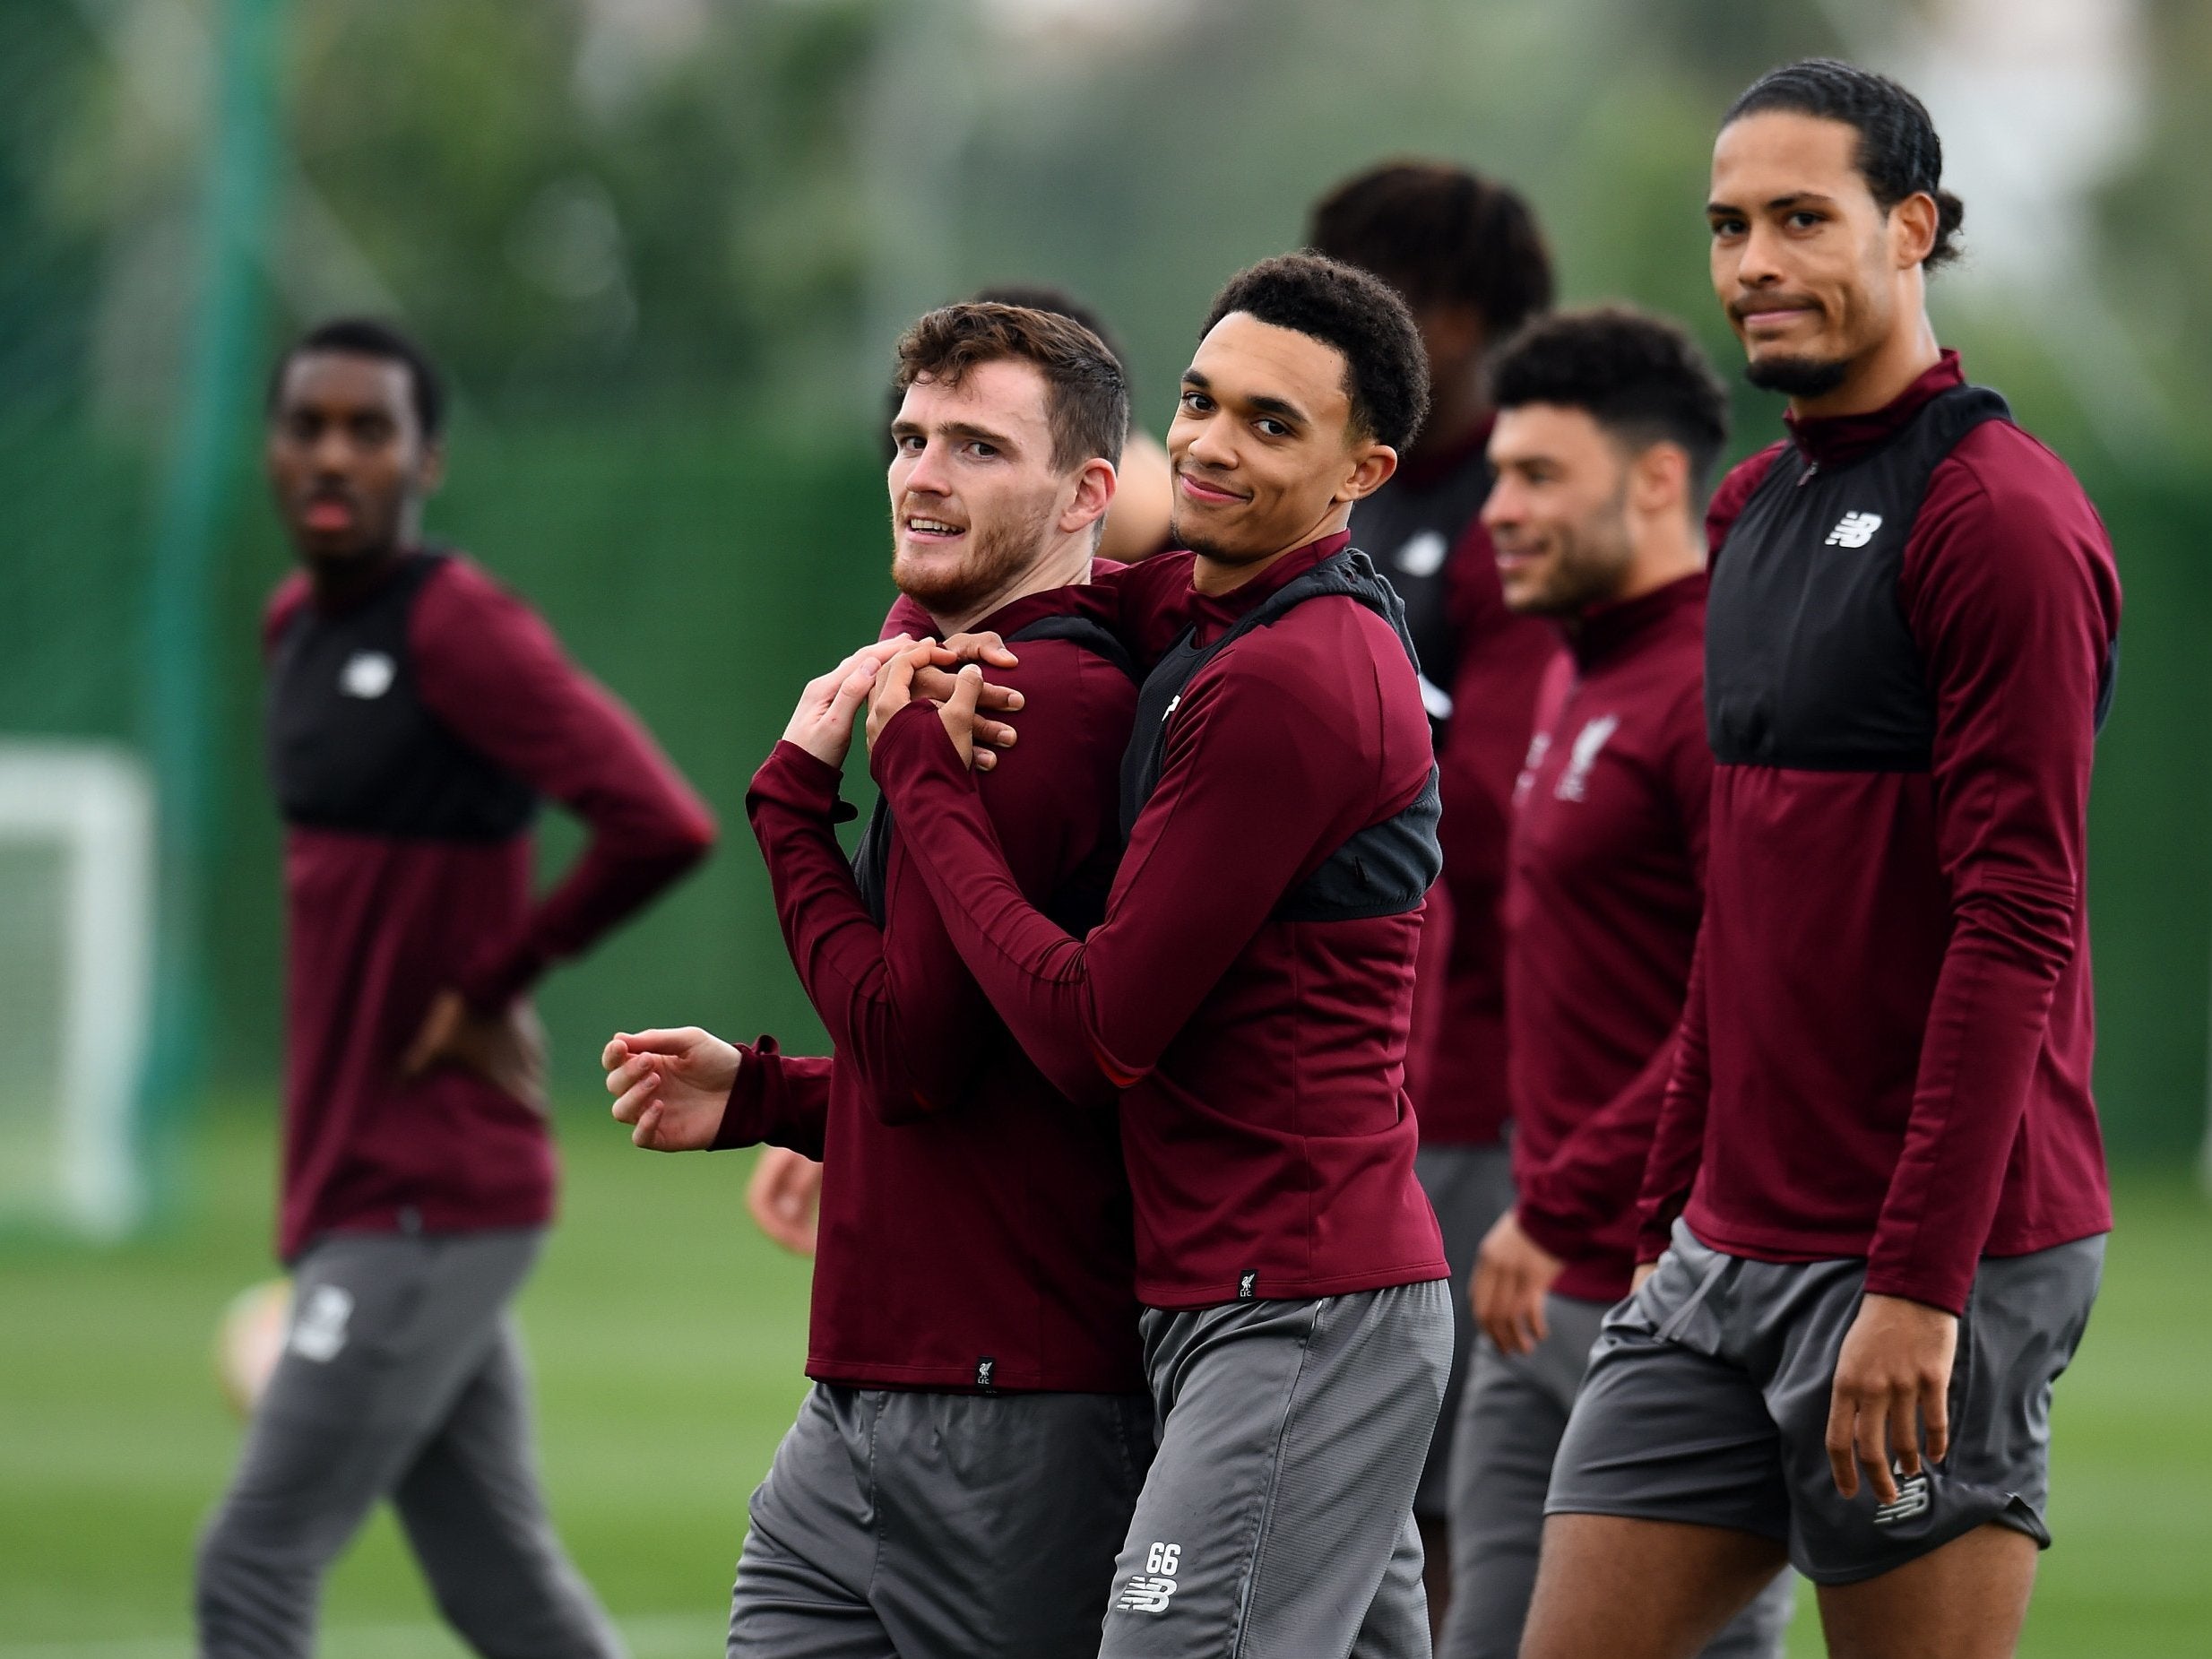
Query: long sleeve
410 558 716 1008
745 741 996 1121
1866 445 2118 1311
1636 926 1713 1264
870 611 1421 1102
713 1038 833 1159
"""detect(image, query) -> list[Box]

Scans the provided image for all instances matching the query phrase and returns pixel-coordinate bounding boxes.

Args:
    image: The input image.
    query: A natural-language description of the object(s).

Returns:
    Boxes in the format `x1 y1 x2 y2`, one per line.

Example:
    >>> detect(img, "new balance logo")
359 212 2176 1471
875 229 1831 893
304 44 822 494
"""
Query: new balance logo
289 1283 354 1363
1825 511 1884 549
1116 1542 1182 1614
1873 1472 1931 1525
1162 694 1181 721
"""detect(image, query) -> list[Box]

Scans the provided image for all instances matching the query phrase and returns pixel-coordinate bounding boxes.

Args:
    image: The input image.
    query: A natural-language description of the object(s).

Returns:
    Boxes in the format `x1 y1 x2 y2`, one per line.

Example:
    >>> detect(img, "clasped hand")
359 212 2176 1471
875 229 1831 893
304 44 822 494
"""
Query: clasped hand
783 632 1024 773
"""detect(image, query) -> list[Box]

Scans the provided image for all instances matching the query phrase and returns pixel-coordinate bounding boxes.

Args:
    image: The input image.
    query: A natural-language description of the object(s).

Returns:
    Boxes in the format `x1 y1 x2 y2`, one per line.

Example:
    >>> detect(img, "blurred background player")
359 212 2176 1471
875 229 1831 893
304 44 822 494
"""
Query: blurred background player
742 283 1177 1258
1307 158 1560 1627
1529 61 2120 1659
196 318 715 1659
603 303 1151 1658
1445 307 1790 1659
868 255 1451 1659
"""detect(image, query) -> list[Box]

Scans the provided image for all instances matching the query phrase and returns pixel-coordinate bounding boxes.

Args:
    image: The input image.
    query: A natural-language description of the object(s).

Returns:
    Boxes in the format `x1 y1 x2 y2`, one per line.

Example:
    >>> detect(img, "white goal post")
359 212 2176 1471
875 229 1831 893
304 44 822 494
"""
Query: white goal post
0 742 153 1238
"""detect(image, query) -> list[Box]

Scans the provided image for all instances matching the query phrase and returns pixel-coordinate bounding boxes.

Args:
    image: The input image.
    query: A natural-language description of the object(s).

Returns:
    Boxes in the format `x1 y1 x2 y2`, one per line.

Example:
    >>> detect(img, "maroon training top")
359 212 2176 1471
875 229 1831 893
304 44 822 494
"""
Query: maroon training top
871 533 1449 1309
1637 353 2119 1314
1412 505 1563 1145
1505 575 1708 1303
264 551 715 1261
718 584 1145 1393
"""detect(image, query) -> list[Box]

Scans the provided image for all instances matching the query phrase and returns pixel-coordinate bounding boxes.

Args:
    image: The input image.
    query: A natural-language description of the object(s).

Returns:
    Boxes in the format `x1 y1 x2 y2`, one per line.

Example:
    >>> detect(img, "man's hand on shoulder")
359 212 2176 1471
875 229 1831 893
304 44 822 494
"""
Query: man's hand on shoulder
782 638 918 769
1825 1292 1958 1504
402 989 548 1114
865 642 1023 773
602 1027 741 1151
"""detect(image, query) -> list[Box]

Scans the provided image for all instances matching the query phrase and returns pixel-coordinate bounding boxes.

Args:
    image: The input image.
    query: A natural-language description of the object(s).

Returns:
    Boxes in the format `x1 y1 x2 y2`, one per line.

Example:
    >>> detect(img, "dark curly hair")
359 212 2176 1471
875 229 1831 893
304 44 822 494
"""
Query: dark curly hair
1201 254 1430 453
269 317 446 438
1307 160 1553 338
894 301 1128 470
1724 58 1966 272
1491 307 1731 496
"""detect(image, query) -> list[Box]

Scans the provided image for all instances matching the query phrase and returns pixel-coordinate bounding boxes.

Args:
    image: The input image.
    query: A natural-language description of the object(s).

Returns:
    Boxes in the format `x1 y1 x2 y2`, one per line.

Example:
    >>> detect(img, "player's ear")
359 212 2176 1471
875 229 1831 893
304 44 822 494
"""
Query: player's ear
1062 456 1117 536
1338 438 1398 505
1631 441 1690 516
419 440 446 497
1890 190 1939 271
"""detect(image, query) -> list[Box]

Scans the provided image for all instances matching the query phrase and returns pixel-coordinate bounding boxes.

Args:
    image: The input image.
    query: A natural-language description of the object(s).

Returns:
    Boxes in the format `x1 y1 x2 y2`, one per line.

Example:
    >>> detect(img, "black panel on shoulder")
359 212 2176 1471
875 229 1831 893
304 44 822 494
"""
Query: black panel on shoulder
265 552 540 840
1119 548 1442 923
1706 385 2011 773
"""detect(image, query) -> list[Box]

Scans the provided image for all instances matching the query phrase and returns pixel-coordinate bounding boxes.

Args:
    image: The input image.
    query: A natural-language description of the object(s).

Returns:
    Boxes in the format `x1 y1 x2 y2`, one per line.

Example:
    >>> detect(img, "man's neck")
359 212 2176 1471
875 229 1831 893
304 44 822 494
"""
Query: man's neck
1192 507 1350 598
307 543 405 609
926 535 1093 637
1790 311 1942 422
1611 518 1706 607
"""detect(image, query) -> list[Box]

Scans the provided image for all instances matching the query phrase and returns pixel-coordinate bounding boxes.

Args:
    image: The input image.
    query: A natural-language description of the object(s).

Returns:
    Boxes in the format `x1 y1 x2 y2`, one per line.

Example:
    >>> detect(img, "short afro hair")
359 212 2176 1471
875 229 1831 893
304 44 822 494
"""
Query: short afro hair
1725 58 1965 272
1308 160 1553 339
1200 253 1430 453
1491 307 1731 497
269 317 446 439
894 301 1128 471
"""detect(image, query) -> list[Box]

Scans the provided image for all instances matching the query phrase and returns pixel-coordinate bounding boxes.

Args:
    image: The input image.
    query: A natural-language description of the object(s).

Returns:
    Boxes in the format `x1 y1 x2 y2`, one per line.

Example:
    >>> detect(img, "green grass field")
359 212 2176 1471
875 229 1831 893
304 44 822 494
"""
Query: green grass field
3 1106 2208 1656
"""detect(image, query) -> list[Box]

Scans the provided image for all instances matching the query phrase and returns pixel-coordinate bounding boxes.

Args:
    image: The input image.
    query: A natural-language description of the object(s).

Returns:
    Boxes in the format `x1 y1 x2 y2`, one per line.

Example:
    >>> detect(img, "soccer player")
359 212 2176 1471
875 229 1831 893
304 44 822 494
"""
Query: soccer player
1309 162 1561 1614
199 318 716 1657
1440 307 1788 1659
601 303 1153 1657
867 254 1453 1658
1525 61 2120 1659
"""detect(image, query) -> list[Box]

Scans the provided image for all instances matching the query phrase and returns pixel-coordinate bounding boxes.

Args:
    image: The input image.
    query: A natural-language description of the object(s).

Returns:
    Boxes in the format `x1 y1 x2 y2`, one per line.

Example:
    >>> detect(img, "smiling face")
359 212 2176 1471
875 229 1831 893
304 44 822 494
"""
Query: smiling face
1707 111 1932 401
1166 311 1395 575
1483 403 1639 617
265 352 439 570
888 357 1088 622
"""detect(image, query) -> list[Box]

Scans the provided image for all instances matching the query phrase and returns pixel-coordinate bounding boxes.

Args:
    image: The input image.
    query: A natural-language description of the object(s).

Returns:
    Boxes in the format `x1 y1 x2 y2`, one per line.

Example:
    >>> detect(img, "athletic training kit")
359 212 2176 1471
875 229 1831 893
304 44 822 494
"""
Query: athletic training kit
872 533 1451 1654
1351 420 1558 1517
1441 571 1787 1659
719 583 1153 1656
1552 351 2121 1581
204 549 713 1656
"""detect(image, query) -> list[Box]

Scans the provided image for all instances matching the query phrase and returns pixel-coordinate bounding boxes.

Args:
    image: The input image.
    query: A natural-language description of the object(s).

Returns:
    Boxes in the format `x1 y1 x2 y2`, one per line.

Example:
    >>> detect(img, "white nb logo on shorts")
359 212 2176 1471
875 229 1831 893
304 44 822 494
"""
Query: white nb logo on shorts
1873 1472 1931 1525
1116 1542 1181 1613
1825 511 1884 549
289 1284 355 1363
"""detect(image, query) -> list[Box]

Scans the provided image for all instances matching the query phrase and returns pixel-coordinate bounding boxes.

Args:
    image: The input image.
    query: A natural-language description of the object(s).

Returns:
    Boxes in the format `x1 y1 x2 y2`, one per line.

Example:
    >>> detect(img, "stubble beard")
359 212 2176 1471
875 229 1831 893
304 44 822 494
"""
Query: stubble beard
891 499 1056 620
1744 352 1853 398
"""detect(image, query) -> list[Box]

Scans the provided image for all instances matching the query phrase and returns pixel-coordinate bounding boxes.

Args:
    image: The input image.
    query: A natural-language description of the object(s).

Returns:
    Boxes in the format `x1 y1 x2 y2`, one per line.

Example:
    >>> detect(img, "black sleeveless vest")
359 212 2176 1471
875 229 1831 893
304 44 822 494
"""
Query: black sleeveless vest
1705 383 2117 772
1119 548 1443 924
266 550 539 839
851 613 1137 927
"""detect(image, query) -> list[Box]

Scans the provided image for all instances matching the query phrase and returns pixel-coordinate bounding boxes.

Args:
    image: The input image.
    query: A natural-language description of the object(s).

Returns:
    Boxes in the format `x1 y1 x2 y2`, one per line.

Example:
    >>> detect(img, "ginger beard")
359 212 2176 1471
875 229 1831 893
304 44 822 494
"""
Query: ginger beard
889 492 1056 619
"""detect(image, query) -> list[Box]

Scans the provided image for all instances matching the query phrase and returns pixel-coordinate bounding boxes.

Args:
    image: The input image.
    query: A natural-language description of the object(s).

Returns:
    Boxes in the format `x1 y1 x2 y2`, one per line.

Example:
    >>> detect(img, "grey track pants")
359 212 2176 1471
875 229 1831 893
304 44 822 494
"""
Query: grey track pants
1101 1279 1456 1659
194 1228 622 1659
1439 1293 1792 1659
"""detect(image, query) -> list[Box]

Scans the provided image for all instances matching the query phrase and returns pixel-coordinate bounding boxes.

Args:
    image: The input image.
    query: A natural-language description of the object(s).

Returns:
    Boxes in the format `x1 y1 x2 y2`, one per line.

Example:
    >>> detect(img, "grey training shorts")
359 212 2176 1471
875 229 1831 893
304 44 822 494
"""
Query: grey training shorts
1411 1141 1516 1521
1100 1278 1454 1659
730 1383 1154 1659
1547 1221 2105 1585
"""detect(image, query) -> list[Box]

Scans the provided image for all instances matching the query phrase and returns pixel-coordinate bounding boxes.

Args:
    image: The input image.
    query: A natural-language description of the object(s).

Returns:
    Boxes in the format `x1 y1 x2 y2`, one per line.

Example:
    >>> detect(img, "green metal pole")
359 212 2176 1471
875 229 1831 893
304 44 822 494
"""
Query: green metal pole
139 0 285 1179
